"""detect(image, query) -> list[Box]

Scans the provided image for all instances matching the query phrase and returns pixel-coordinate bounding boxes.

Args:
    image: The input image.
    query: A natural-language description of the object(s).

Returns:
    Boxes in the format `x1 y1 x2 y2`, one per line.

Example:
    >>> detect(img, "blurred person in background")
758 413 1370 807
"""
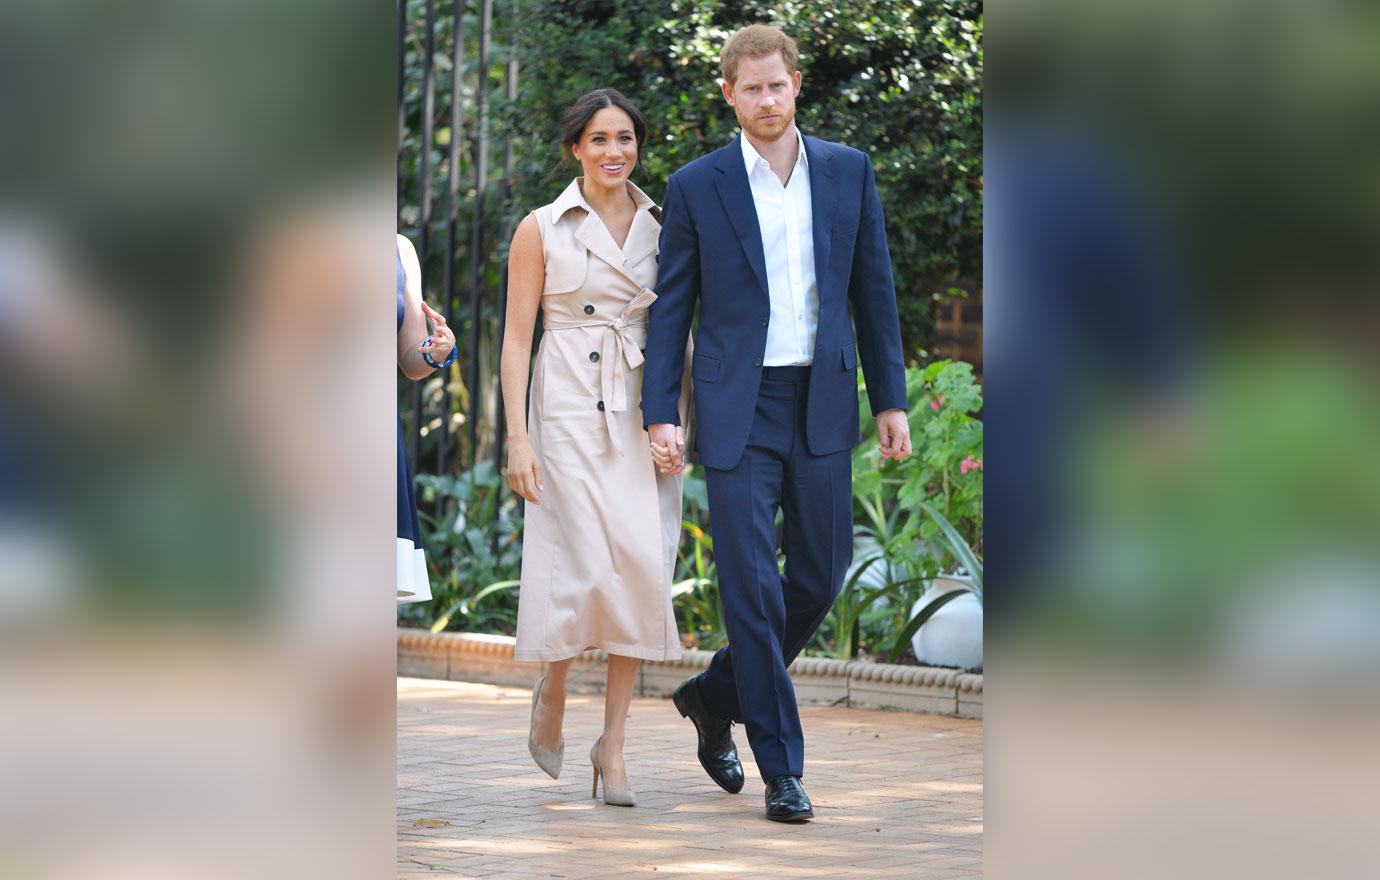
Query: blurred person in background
395 233 455 604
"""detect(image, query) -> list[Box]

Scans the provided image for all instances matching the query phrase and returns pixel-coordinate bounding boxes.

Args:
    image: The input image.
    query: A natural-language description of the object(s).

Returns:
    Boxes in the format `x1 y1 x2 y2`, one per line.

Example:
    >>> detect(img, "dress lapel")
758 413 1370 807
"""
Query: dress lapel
713 138 770 301
620 181 660 269
574 209 629 277
570 178 659 288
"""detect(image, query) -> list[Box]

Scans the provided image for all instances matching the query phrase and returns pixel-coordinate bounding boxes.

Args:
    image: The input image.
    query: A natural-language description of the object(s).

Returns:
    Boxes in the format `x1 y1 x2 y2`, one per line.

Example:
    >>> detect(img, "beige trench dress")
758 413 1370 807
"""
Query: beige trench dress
514 178 691 662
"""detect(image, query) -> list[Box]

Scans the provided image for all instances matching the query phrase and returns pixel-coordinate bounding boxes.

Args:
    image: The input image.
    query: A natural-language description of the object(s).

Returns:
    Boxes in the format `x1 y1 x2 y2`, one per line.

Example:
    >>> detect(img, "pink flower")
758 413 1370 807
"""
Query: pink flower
960 457 983 474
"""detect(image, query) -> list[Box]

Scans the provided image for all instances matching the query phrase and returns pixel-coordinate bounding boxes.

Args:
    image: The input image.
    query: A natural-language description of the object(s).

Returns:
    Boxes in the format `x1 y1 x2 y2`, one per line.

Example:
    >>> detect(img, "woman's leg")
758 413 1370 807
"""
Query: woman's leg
531 657 573 751
596 654 641 791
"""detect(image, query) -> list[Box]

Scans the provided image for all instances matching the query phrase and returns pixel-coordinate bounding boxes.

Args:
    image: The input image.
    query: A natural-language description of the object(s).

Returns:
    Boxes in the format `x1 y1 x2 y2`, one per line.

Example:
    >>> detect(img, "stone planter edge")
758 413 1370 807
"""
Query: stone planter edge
397 628 981 720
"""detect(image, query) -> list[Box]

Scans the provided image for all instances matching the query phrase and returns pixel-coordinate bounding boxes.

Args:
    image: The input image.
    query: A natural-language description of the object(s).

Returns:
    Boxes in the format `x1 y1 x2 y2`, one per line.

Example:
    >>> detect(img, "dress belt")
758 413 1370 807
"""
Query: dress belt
541 286 658 458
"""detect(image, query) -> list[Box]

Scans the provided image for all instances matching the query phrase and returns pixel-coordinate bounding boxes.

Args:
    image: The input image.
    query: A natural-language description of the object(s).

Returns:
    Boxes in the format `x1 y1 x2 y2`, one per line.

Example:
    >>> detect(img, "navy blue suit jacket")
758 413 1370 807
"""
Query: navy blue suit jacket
642 133 908 471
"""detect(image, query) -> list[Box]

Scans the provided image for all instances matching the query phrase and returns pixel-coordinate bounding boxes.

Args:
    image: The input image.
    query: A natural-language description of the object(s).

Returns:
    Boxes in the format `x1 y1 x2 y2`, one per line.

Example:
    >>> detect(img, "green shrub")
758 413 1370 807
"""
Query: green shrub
505 0 983 358
399 461 524 632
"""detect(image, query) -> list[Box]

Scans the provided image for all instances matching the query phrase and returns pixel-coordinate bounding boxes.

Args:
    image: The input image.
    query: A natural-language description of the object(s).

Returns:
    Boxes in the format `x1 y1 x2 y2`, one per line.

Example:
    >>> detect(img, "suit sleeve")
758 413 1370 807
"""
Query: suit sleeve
642 173 700 428
848 152 908 416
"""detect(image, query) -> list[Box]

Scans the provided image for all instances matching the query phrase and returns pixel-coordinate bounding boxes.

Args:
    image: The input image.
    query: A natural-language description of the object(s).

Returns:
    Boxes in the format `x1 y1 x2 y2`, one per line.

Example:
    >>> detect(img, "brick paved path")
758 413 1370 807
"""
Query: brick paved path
397 677 983 879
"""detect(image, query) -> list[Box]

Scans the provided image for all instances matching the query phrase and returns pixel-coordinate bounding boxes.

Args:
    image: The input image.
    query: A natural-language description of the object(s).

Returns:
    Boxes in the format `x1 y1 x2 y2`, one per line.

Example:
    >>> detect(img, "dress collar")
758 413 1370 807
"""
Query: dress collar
551 177 656 222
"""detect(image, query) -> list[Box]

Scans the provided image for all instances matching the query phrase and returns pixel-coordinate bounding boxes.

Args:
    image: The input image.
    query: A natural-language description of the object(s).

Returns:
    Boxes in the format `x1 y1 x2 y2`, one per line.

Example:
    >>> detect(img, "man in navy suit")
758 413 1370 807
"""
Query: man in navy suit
643 24 911 822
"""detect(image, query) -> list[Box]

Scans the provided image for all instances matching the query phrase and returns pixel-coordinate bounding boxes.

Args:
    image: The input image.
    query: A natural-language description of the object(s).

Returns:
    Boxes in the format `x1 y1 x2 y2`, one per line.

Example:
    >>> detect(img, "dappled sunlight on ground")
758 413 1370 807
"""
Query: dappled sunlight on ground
398 678 982 878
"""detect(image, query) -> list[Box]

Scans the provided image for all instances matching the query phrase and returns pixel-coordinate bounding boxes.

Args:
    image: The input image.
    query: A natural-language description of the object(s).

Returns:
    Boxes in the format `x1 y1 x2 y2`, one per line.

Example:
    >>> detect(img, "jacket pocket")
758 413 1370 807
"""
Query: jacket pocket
692 352 721 383
543 253 587 295
831 217 861 241
841 342 857 371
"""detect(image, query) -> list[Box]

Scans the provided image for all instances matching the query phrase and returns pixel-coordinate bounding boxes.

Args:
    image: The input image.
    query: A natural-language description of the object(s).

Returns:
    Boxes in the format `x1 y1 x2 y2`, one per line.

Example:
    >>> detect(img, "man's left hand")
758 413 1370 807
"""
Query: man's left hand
877 409 912 461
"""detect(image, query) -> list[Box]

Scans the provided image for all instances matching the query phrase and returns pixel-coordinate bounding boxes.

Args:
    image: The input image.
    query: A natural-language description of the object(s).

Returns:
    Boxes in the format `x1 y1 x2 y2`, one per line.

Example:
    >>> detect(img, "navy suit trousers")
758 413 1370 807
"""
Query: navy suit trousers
697 366 853 780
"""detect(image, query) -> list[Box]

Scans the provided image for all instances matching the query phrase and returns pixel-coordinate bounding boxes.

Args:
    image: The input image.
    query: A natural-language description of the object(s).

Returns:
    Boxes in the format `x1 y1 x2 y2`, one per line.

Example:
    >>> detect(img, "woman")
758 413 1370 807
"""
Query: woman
397 233 456 603
500 89 690 807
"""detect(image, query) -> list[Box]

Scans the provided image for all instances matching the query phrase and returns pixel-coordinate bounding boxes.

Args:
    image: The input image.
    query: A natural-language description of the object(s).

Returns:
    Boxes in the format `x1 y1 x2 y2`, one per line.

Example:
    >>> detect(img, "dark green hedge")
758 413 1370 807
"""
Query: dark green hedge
502 0 982 359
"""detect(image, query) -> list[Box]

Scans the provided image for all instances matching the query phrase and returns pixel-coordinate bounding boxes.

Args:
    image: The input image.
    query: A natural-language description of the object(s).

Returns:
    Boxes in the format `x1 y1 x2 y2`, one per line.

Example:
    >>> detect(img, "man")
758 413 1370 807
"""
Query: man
643 24 911 823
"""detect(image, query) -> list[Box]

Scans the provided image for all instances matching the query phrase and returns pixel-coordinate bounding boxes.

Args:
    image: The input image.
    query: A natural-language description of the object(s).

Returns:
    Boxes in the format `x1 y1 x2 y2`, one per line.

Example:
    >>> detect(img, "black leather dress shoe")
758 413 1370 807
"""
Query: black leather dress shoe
671 674 745 794
764 775 814 822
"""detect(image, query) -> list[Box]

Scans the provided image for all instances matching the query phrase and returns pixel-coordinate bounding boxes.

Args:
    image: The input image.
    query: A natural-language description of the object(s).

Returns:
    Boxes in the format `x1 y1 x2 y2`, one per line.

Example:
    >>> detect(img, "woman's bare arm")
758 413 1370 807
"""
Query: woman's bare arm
500 214 545 501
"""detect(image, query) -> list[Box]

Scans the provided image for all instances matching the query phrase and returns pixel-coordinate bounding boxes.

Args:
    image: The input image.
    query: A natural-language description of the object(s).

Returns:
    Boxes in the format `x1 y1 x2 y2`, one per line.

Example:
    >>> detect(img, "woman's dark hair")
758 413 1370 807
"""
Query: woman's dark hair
560 88 647 163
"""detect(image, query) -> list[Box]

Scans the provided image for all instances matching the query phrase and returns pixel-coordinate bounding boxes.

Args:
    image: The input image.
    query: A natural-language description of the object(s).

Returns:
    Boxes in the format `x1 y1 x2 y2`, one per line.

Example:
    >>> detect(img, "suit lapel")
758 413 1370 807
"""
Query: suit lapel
805 135 838 294
713 138 770 300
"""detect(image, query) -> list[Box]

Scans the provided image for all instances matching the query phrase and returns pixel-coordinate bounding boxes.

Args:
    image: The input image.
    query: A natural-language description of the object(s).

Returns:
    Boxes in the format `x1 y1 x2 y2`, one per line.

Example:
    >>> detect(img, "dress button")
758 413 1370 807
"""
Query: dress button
597 400 605 411
584 304 595 315
589 351 600 362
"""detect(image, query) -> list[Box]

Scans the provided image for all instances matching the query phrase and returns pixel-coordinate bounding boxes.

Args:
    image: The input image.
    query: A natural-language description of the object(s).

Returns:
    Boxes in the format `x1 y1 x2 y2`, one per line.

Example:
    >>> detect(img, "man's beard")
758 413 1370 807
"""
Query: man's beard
736 104 793 142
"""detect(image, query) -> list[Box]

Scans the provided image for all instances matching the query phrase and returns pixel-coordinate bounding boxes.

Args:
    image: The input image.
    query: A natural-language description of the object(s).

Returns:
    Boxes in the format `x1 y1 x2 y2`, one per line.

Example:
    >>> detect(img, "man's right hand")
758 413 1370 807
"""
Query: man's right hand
648 423 684 474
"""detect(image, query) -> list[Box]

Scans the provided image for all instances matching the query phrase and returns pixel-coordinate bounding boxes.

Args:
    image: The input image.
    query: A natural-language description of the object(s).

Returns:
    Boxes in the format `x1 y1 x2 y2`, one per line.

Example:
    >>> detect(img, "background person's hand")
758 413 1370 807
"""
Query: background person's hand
650 425 686 475
419 302 455 363
877 409 912 461
506 437 542 503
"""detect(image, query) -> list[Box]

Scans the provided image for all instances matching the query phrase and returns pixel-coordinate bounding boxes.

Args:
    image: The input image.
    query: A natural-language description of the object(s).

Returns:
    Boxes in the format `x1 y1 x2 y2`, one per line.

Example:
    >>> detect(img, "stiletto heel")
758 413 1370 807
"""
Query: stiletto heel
527 675 564 779
589 736 636 807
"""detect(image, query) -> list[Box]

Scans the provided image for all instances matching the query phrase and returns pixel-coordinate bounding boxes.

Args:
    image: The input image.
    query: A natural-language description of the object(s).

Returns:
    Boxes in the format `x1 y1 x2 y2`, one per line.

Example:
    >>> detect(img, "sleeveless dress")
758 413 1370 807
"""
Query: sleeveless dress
514 179 692 661
397 247 432 603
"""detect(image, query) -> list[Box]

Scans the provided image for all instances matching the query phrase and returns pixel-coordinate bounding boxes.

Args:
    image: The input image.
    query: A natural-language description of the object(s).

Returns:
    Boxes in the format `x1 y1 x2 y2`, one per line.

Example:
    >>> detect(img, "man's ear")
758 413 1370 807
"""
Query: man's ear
792 70 802 97
720 79 736 107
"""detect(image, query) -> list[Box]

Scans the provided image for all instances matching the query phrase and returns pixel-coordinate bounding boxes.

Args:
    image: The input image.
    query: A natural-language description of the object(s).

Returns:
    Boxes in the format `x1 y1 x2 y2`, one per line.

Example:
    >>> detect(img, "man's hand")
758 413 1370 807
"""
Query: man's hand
648 423 684 474
877 409 912 461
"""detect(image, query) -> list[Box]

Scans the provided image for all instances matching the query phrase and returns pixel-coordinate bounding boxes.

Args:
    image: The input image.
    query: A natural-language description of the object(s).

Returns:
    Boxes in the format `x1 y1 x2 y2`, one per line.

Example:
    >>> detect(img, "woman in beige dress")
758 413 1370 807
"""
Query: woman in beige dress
499 89 690 806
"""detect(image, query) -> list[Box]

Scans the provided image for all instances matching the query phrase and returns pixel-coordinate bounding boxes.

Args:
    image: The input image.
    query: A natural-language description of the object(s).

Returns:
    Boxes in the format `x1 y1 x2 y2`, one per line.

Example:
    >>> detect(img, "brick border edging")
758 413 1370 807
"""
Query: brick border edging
398 629 981 719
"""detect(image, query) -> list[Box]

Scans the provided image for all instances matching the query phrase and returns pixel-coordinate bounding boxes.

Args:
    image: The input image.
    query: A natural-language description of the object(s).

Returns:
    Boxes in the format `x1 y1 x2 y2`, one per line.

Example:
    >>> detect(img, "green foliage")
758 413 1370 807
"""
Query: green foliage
889 359 984 563
398 461 525 633
813 360 982 660
670 469 728 650
505 0 983 358
397 0 983 656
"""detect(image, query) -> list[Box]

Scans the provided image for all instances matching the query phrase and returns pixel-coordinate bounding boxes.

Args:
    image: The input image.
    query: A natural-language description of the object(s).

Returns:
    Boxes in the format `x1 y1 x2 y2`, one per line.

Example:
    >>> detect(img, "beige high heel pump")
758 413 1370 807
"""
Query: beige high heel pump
589 735 636 807
527 675 564 779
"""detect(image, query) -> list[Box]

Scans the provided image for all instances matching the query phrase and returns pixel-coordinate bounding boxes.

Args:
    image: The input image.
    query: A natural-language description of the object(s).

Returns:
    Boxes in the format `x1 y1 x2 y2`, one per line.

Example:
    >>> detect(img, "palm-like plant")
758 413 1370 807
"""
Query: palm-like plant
885 501 982 662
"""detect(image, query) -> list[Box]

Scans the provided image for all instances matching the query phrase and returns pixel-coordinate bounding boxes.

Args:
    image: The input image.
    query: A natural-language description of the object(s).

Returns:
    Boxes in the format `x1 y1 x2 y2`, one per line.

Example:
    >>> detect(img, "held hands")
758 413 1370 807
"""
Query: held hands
877 409 912 461
648 423 686 475
507 436 542 504
419 302 456 364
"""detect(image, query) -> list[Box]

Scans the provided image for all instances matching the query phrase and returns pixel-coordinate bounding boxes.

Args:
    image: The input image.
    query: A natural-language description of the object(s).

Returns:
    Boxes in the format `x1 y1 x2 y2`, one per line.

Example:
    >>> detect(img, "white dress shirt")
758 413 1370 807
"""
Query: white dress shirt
742 127 818 366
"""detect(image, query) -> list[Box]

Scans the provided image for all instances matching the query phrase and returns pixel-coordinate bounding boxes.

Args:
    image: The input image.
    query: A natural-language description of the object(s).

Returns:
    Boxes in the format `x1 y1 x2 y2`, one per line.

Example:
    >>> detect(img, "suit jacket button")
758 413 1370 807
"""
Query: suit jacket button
589 351 600 362
754 357 762 367
761 318 769 327
584 304 595 315
597 400 605 411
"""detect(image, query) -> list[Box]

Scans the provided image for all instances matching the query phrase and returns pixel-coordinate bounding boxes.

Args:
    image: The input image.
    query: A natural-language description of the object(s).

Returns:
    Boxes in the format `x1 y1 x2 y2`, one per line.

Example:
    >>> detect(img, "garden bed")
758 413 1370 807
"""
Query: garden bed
397 628 982 719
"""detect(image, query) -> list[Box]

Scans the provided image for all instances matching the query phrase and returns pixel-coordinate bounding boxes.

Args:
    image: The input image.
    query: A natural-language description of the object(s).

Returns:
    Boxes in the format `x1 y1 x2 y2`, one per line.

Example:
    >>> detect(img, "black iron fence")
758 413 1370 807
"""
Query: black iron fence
398 0 518 483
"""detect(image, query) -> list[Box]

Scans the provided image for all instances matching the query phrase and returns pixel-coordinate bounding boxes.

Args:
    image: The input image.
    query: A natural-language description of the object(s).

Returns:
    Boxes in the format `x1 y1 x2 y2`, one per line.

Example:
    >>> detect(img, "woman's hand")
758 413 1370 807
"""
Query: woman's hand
506 436 542 504
649 425 686 475
419 302 456 363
